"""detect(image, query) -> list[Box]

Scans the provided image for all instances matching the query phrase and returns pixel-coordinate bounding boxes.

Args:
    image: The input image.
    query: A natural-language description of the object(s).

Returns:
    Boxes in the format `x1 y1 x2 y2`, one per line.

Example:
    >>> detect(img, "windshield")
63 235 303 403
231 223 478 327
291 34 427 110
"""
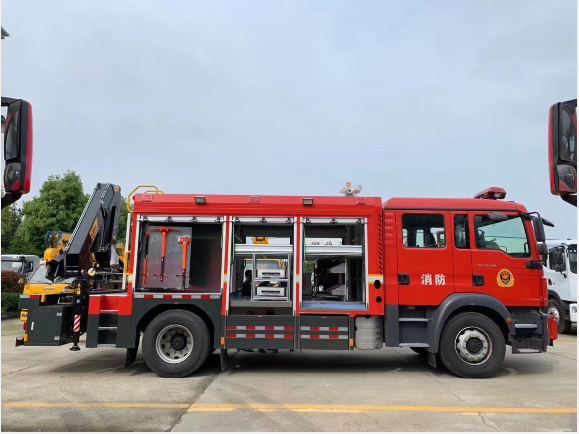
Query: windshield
1 260 24 273
569 244 577 274
27 263 52 284
474 215 530 258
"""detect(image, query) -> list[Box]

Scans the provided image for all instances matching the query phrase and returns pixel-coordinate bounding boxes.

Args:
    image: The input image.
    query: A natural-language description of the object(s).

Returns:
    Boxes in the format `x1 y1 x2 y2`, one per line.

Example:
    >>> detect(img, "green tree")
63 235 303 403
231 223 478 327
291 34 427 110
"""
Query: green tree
1 190 23 253
117 196 128 244
9 171 89 256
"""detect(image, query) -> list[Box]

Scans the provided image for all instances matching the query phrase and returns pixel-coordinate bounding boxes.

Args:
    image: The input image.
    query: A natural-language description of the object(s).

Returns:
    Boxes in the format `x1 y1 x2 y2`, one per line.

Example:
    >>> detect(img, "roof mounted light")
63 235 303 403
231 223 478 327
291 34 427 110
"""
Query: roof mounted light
474 187 506 200
303 198 313 206
194 196 206 204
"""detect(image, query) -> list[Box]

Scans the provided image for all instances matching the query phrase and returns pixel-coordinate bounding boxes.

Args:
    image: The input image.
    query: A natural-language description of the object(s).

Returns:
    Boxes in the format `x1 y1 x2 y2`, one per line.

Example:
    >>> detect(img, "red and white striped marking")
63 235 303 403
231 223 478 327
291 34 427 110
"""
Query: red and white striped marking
134 293 220 299
300 326 347 332
226 333 293 339
227 325 293 331
20 294 40 299
73 315 81 332
301 335 347 339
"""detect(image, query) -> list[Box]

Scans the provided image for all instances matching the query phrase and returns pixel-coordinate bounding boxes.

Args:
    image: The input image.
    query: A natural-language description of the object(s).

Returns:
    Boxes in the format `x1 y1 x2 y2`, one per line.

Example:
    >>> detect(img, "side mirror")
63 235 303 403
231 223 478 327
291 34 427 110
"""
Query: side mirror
549 247 566 272
541 217 555 228
488 211 508 222
2 98 33 206
549 99 577 196
538 243 548 256
531 216 546 243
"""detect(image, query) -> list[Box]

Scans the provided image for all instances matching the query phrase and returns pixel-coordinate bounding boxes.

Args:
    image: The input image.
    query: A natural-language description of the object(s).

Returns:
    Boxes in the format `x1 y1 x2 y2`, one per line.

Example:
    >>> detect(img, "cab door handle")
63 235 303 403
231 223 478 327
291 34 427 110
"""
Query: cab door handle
473 275 484 286
398 274 410 285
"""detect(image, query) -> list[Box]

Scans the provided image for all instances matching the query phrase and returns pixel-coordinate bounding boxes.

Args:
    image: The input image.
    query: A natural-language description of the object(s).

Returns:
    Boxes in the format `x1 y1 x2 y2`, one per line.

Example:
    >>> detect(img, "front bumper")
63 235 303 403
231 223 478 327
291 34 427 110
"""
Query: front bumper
509 310 553 354
570 303 578 323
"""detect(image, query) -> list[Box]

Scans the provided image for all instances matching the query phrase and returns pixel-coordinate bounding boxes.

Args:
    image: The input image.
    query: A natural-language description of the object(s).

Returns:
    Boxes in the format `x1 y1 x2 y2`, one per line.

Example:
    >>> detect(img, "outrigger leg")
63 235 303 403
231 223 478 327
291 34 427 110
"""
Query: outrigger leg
70 279 88 351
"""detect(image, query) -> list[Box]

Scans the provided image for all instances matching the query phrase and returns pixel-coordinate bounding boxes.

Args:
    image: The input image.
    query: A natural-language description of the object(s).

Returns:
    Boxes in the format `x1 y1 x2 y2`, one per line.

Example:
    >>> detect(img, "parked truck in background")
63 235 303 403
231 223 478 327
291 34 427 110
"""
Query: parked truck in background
1 255 40 280
544 240 577 333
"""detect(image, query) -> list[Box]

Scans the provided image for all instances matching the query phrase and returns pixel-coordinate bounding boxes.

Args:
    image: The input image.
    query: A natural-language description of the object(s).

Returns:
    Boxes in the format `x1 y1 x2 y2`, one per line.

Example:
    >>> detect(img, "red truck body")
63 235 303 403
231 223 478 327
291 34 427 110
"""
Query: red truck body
18 188 554 378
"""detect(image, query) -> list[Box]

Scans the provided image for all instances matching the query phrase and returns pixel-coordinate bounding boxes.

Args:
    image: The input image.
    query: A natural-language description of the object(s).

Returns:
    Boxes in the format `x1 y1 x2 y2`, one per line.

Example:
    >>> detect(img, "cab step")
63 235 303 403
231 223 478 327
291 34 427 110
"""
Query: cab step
514 323 538 329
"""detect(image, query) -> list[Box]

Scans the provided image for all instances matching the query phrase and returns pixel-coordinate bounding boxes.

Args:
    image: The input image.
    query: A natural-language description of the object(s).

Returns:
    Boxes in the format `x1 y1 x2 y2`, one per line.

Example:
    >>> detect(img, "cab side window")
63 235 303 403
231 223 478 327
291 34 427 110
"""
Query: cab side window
454 215 470 249
402 214 445 248
473 215 530 258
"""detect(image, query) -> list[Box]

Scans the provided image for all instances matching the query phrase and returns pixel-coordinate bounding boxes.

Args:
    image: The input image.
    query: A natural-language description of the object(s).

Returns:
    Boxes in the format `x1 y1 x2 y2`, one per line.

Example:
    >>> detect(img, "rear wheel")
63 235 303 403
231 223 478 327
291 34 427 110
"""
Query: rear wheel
439 312 505 378
143 310 210 378
547 299 572 334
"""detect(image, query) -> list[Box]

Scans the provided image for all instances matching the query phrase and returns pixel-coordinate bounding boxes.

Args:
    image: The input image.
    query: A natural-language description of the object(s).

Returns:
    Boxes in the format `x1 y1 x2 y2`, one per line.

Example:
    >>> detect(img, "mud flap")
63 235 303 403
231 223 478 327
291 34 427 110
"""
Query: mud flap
220 349 230 371
427 352 437 368
124 333 140 367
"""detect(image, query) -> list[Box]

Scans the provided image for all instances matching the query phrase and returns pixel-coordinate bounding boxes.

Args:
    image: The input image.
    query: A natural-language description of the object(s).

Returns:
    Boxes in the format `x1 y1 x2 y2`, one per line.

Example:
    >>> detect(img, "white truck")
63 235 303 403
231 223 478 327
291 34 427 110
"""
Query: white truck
544 240 577 333
1 255 41 280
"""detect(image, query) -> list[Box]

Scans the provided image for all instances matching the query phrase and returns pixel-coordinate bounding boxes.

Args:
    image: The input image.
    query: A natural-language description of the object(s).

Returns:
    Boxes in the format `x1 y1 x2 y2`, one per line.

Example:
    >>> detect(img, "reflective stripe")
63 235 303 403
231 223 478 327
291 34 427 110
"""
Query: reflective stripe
73 315 81 332
226 326 293 331
226 333 292 339
134 293 220 299
300 326 347 332
301 335 347 339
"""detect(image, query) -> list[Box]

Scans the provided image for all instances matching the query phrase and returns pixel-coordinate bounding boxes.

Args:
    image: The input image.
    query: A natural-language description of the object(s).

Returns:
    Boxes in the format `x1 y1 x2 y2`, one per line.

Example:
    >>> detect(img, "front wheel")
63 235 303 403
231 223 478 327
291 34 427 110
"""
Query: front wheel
439 312 505 378
143 310 210 378
547 299 572 334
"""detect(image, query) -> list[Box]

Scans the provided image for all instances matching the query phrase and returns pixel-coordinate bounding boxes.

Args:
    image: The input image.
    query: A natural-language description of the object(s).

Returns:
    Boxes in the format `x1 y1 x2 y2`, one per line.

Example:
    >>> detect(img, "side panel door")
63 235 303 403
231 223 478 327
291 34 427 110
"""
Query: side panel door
469 213 543 306
396 211 454 305
450 212 474 294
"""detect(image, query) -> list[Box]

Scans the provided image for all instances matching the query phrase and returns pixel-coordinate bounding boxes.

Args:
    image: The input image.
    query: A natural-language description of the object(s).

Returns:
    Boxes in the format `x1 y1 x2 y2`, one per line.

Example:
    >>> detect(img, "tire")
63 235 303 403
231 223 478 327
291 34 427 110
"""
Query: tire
439 312 505 378
143 310 210 378
547 299 572 334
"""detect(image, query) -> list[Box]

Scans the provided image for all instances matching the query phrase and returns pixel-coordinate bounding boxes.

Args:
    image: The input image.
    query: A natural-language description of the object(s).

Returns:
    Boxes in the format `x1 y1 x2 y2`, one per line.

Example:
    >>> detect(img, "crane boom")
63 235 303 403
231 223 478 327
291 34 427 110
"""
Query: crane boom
46 183 122 280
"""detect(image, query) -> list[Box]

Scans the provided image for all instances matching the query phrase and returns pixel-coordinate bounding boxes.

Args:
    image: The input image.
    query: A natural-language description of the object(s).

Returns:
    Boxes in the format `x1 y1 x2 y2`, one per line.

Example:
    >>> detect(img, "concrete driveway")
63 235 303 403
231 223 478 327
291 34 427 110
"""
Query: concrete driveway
1 318 576 431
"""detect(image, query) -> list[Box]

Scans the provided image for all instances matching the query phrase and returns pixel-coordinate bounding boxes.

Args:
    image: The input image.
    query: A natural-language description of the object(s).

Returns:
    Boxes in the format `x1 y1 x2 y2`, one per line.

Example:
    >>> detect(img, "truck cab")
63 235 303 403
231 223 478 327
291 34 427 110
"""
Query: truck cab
544 240 577 333
1 255 40 280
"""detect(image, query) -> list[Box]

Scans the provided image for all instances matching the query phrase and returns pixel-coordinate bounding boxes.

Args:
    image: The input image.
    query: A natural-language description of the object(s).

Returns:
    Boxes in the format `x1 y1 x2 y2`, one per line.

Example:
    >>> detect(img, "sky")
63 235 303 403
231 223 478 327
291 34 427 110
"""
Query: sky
1 0 577 238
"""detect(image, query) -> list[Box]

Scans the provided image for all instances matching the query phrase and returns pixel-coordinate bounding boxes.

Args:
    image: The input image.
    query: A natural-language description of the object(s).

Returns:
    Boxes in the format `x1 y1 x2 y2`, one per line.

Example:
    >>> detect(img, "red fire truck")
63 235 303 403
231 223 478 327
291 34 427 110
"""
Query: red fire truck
17 184 557 378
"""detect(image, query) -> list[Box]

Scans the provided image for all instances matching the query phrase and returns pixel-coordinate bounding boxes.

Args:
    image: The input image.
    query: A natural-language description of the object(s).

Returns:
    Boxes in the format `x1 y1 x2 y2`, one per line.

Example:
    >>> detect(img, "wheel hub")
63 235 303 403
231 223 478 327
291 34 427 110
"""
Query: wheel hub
548 306 560 324
155 324 194 364
465 337 483 354
170 333 187 351
455 327 491 365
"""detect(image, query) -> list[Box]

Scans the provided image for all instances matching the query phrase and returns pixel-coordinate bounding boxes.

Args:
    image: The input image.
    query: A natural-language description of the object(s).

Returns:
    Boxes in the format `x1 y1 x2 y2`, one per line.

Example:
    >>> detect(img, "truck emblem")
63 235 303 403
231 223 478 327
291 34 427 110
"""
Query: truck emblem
497 269 514 287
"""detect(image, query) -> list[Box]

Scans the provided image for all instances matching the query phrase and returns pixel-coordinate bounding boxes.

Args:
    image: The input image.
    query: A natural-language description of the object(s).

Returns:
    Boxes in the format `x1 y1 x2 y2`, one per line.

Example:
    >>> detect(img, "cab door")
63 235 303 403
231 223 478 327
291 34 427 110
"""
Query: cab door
396 211 454 305
450 212 474 293
469 212 543 306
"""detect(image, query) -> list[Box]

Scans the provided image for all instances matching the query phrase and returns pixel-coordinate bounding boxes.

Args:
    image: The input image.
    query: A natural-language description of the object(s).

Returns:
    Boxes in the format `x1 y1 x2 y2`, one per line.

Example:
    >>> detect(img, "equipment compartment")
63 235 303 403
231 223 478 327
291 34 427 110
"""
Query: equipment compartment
25 305 73 346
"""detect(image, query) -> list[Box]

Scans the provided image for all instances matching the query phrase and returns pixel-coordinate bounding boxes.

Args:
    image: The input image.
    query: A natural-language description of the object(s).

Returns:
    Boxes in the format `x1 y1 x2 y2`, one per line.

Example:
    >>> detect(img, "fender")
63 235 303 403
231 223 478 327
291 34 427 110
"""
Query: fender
547 289 568 309
427 293 515 353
